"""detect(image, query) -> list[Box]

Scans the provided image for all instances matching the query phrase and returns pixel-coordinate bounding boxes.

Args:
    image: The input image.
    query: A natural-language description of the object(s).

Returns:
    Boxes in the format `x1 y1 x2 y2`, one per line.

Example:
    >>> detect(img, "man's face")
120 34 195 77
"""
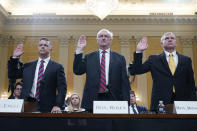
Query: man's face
38 40 52 57
97 30 112 49
161 33 177 51
130 94 136 105
14 85 22 97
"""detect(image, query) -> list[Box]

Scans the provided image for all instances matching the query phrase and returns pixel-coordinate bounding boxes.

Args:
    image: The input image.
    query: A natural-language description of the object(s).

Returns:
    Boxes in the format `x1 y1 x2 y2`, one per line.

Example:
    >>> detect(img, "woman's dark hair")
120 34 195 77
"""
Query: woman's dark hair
14 82 23 89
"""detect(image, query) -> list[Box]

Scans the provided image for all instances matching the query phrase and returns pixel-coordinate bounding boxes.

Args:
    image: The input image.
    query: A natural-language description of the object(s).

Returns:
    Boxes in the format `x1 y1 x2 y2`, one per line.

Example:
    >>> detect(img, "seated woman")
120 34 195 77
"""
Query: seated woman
8 82 23 99
64 93 85 113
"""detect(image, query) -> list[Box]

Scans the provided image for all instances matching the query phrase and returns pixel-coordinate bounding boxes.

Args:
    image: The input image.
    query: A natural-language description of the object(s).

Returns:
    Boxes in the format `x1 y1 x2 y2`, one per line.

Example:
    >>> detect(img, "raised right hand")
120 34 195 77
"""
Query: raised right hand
136 37 148 53
76 35 86 51
13 44 24 57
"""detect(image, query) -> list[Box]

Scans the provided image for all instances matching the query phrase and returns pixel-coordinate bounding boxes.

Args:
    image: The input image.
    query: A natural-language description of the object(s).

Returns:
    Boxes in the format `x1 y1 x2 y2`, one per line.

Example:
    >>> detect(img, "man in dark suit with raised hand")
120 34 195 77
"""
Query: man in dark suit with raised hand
8 38 67 113
128 32 196 111
73 29 130 112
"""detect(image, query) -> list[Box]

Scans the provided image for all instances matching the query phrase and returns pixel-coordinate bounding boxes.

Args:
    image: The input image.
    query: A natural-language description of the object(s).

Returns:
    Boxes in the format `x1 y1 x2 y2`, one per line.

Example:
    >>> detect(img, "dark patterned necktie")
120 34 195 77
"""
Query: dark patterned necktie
99 50 107 92
35 60 44 101
132 105 137 114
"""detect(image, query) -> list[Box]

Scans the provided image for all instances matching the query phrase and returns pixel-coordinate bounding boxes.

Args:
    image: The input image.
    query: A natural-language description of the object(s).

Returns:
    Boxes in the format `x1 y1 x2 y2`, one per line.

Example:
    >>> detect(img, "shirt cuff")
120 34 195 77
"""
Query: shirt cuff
136 51 142 53
75 49 83 54
12 56 20 59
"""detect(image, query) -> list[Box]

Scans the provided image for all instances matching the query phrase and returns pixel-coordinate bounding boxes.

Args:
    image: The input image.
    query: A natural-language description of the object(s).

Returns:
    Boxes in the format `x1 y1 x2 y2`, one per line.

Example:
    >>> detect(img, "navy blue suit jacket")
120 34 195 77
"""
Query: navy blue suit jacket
136 105 148 113
73 51 130 110
129 52 196 111
8 57 67 112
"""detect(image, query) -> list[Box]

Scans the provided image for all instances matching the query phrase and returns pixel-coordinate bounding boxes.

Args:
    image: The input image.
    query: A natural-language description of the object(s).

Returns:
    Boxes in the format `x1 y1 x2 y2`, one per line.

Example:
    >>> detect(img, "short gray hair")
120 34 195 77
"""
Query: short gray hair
97 29 113 39
39 37 52 48
161 32 176 44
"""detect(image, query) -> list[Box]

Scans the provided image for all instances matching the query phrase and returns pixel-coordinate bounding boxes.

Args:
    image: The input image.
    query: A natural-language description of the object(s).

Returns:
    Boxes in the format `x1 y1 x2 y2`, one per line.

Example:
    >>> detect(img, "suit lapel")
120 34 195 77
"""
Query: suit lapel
43 59 52 79
159 52 172 75
31 60 38 81
174 52 182 76
93 51 100 87
26 60 38 90
95 51 100 77
108 51 113 83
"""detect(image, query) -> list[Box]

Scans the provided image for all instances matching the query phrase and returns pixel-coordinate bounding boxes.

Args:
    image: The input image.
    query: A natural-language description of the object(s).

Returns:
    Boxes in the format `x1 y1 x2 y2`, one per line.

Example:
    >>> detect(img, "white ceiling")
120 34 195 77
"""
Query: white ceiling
0 0 197 15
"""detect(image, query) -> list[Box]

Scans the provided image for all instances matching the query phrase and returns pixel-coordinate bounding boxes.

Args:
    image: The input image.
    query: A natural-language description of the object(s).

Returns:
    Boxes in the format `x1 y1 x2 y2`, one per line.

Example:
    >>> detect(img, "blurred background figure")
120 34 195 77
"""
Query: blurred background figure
62 96 71 110
65 93 85 113
8 82 23 99
65 96 71 107
129 90 147 114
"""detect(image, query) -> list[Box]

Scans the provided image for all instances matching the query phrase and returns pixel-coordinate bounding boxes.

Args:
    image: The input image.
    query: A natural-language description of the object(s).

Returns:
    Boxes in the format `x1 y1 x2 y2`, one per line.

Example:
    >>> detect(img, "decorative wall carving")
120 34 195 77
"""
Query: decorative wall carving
119 36 131 48
180 37 193 48
5 15 197 25
13 36 26 45
58 36 71 47
0 35 10 46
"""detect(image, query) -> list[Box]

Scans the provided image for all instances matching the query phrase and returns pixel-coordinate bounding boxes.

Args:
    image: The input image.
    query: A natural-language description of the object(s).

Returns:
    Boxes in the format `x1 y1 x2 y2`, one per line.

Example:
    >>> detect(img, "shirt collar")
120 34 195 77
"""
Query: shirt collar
99 48 110 54
164 50 176 57
38 57 50 63
130 104 137 107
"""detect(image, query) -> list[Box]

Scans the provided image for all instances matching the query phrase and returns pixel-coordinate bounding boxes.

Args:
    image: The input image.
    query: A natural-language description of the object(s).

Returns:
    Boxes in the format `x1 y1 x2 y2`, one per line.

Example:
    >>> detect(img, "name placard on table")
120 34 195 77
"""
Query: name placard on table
0 99 24 113
93 101 128 114
173 101 197 114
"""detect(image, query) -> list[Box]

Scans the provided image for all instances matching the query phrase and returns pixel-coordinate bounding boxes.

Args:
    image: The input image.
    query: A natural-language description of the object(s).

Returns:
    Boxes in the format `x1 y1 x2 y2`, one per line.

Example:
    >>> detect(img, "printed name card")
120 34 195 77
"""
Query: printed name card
0 99 24 113
173 101 197 114
93 101 128 114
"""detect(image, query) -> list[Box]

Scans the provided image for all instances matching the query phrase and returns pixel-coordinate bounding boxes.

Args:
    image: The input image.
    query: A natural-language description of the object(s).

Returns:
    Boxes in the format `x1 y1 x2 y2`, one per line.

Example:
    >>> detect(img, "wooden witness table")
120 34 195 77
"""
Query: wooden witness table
0 113 197 131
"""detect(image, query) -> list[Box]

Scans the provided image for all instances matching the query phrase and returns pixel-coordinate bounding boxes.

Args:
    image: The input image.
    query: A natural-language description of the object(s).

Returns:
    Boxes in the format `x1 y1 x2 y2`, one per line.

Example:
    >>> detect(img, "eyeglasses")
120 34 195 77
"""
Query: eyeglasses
15 88 22 91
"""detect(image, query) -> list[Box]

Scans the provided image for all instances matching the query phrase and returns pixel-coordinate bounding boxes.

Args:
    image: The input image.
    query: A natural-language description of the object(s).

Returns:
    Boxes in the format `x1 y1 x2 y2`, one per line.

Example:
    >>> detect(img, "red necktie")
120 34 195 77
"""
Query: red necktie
35 60 44 101
99 50 107 92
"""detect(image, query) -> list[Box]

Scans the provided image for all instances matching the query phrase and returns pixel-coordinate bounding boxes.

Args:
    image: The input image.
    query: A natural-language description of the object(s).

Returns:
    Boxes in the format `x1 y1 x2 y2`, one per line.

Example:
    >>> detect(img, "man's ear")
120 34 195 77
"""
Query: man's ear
160 42 163 47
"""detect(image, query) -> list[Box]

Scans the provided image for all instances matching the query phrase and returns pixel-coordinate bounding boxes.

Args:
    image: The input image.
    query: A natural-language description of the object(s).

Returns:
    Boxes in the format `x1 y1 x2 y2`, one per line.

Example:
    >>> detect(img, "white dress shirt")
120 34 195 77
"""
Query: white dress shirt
129 104 139 114
30 57 50 98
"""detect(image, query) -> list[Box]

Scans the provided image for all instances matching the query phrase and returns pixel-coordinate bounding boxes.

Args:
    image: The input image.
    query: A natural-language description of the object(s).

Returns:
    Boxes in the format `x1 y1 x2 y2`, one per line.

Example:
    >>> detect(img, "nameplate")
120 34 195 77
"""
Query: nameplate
173 101 197 114
0 99 24 113
93 101 128 114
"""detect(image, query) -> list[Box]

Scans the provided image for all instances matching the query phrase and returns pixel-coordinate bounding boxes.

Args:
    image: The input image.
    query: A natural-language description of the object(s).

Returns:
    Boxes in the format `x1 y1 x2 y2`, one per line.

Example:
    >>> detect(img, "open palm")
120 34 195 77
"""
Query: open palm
13 44 24 57
136 37 148 52
77 35 86 51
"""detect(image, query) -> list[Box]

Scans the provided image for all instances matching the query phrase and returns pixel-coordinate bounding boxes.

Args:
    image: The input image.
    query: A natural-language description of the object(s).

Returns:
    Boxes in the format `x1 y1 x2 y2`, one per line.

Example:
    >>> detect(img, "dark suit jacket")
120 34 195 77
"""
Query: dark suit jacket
73 51 130 110
136 105 148 114
129 52 196 111
8 57 67 112
8 95 16 99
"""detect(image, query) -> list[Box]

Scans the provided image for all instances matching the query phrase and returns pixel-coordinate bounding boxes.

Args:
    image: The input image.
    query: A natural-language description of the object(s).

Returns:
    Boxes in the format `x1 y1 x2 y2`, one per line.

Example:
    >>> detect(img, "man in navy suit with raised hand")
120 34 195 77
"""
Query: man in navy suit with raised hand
128 32 196 111
8 38 67 113
73 29 130 112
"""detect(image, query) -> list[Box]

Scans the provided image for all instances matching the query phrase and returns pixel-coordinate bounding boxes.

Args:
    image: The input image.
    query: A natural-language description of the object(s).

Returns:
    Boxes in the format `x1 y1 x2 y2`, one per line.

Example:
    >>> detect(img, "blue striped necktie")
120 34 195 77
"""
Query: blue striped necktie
35 60 44 101
99 50 107 92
